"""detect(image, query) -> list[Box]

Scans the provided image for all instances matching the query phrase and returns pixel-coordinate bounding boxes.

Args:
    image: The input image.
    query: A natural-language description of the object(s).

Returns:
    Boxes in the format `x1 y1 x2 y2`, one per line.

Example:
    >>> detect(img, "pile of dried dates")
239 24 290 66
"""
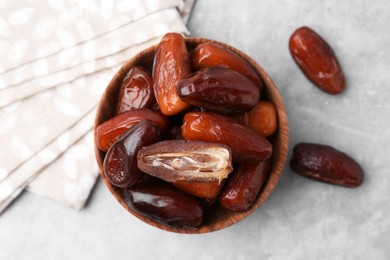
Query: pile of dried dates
96 33 278 230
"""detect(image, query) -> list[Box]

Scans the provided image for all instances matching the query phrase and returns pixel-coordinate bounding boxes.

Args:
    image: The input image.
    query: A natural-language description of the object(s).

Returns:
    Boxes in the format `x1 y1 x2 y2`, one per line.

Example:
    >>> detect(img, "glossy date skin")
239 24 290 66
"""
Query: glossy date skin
290 143 364 187
177 67 260 112
289 26 345 95
103 121 161 188
239 101 278 137
96 108 169 152
191 42 264 90
153 33 191 116
181 112 272 163
219 160 270 211
124 181 204 229
116 66 154 114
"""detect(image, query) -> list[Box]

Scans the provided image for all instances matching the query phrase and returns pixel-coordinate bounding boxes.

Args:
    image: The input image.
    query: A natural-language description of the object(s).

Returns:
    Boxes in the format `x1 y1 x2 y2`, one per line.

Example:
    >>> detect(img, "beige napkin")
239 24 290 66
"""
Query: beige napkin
0 0 195 212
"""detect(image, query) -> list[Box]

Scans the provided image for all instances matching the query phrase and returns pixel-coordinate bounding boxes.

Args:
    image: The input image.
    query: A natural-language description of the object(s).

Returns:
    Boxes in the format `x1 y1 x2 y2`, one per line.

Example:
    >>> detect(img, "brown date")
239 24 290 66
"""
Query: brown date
96 108 169 152
181 112 272 163
177 67 260 112
153 32 191 116
137 140 233 183
124 181 204 229
219 160 270 211
137 139 233 199
290 143 364 187
116 66 154 114
172 180 227 200
103 121 161 188
239 101 278 137
191 42 264 90
289 26 345 95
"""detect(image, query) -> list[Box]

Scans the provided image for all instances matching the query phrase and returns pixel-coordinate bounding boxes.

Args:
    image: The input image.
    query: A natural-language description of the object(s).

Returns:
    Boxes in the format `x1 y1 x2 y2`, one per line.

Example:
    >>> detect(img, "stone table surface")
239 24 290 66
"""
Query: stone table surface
1 0 389 259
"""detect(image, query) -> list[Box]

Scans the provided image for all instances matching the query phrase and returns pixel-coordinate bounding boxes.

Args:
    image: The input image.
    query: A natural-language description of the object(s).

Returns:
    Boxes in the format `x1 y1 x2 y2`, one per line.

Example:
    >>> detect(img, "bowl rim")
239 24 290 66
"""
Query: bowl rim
94 36 289 234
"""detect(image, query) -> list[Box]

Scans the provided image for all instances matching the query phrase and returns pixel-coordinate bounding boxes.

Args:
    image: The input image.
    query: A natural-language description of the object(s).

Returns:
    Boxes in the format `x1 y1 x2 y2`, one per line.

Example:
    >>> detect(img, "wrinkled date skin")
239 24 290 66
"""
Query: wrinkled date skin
219 160 270 211
181 112 272 163
177 67 260 112
103 121 161 188
153 33 191 116
239 101 278 137
289 26 345 95
116 66 154 114
191 42 264 90
290 143 364 187
124 181 204 229
96 108 169 152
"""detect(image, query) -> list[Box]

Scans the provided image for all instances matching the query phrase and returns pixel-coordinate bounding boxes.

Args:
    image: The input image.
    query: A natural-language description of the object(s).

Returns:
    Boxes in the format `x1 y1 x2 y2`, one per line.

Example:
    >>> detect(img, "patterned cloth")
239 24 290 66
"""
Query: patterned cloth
0 0 195 212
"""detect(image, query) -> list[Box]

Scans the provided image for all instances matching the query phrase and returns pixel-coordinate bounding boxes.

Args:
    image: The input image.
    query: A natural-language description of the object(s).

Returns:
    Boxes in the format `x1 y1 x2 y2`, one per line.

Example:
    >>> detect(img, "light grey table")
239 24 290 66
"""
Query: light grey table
1 1 389 259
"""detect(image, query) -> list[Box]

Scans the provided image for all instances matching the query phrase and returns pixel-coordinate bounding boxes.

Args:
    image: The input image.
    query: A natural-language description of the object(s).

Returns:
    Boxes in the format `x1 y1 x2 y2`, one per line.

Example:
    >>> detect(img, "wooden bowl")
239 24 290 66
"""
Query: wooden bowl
94 37 289 234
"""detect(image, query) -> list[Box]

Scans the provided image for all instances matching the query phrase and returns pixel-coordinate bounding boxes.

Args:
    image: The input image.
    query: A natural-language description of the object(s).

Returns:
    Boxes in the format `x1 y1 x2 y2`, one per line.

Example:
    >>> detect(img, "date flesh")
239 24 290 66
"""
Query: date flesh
103 121 161 188
290 143 364 187
191 42 264 90
219 160 270 211
177 67 260 112
124 181 204 229
289 26 345 95
181 112 272 163
116 66 154 114
137 140 233 183
96 108 169 152
153 33 191 116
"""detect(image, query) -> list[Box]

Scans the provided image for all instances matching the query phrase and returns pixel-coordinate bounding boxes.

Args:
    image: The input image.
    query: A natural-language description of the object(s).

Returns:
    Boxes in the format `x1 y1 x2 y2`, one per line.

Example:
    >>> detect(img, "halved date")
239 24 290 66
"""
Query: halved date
290 143 364 187
153 33 191 116
137 140 233 183
219 160 270 211
181 112 272 163
289 26 345 95
124 181 204 229
177 67 259 112
103 121 161 188
116 66 154 114
96 108 169 152
191 42 264 90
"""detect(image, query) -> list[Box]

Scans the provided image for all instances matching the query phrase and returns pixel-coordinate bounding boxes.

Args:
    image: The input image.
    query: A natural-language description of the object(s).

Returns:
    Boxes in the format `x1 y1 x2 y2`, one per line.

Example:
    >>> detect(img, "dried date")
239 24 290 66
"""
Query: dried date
181 112 272 163
116 66 154 114
153 33 191 115
177 67 259 112
290 143 364 187
191 42 264 90
289 26 345 94
124 181 204 229
103 121 161 188
219 161 270 211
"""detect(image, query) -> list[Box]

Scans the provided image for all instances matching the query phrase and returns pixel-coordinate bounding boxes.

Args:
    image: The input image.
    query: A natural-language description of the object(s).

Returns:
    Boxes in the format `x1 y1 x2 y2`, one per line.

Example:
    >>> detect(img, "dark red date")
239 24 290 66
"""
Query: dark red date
124 181 204 229
219 161 270 211
116 66 154 114
103 121 161 188
290 143 364 187
96 108 169 152
289 26 345 95
191 42 264 90
181 112 272 163
177 67 259 112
